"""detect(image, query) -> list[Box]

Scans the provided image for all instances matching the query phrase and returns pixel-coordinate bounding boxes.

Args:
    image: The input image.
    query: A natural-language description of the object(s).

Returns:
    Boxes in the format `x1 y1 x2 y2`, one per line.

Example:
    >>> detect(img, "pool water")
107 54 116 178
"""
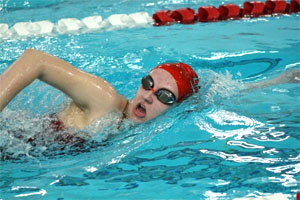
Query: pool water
0 0 299 199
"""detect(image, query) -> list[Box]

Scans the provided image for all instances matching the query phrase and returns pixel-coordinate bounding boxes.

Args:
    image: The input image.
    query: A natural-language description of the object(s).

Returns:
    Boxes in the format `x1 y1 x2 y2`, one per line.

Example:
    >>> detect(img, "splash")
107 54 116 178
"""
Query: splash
196 69 247 105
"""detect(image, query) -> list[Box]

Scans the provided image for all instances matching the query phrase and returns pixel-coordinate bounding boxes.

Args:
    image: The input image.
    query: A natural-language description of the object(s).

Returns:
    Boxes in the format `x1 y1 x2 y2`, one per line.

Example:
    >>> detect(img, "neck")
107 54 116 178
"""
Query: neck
117 100 130 129
124 100 133 119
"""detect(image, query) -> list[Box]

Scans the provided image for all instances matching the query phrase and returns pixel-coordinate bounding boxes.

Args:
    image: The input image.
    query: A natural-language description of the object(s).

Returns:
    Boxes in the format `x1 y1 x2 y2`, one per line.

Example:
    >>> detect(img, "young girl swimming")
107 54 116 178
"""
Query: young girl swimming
0 49 299 133
0 49 198 131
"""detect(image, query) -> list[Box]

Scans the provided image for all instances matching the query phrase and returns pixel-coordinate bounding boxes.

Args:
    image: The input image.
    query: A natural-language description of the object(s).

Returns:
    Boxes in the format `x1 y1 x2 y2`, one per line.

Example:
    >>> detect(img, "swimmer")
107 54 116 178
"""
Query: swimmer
0 49 299 132
0 49 198 131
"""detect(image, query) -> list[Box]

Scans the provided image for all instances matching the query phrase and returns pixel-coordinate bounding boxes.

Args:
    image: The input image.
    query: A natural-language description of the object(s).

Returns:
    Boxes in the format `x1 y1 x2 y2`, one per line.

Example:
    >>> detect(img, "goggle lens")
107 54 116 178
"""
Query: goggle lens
141 75 154 90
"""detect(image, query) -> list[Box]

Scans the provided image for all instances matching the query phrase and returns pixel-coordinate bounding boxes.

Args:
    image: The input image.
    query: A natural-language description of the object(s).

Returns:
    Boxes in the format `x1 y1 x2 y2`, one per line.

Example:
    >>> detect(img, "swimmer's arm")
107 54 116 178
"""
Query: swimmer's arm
246 68 300 90
0 49 121 113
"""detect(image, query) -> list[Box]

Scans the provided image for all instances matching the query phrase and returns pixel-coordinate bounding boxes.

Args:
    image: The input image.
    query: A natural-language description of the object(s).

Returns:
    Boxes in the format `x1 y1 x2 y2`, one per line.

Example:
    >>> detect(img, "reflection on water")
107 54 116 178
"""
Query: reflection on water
195 108 264 140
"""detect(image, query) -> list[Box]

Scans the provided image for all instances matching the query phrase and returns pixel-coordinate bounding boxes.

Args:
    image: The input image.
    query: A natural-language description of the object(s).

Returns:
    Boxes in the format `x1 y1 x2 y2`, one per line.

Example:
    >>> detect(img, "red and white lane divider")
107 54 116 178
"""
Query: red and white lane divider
0 0 299 40
0 12 153 39
152 0 300 25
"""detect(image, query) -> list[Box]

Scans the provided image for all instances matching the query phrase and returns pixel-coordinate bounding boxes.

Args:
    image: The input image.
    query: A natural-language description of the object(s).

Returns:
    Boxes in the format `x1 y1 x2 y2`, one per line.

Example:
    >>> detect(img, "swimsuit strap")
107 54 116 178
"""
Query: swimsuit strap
118 100 129 129
122 100 129 118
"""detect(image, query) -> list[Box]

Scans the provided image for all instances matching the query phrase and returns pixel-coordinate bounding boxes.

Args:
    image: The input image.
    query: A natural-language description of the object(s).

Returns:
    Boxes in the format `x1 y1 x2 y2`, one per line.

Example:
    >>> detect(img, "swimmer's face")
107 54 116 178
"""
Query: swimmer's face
128 68 179 123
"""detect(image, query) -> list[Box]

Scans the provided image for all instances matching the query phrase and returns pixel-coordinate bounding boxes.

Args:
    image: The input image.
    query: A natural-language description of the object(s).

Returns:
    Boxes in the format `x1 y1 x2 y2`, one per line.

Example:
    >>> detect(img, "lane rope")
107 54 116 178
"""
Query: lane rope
0 0 299 40
153 0 299 25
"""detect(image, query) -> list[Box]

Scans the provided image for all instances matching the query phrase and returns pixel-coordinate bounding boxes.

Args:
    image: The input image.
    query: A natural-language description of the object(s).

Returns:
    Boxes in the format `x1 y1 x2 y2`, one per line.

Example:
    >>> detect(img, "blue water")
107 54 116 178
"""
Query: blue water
0 0 300 199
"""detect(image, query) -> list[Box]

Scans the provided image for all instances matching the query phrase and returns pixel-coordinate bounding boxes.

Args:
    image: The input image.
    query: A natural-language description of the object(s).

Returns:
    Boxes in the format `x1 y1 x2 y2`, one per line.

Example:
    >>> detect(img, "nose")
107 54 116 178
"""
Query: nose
143 90 155 104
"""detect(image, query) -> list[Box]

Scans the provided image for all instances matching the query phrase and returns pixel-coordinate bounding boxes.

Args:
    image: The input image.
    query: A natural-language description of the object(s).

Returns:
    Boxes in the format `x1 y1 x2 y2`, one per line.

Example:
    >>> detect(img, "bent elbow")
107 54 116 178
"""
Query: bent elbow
21 48 45 79
23 48 41 56
24 48 35 54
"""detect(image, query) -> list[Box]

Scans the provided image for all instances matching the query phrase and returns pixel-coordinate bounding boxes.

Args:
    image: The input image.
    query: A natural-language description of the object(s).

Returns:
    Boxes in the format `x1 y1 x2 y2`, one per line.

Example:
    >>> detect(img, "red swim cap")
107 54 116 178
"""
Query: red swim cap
154 63 199 102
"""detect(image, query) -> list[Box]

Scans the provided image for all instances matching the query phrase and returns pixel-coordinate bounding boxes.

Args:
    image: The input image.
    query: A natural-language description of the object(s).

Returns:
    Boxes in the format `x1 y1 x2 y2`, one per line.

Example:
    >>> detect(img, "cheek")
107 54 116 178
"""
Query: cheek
149 102 169 117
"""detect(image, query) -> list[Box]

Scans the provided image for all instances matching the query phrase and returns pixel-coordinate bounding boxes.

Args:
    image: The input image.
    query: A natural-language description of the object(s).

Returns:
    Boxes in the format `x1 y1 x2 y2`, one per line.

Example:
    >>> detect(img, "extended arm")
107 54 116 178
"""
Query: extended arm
0 49 120 113
246 68 300 90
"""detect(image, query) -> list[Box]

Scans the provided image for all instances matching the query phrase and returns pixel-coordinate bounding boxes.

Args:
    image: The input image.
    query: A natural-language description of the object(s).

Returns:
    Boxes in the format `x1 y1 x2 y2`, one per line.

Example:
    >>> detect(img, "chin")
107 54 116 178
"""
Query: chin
129 112 154 123
130 115 148 123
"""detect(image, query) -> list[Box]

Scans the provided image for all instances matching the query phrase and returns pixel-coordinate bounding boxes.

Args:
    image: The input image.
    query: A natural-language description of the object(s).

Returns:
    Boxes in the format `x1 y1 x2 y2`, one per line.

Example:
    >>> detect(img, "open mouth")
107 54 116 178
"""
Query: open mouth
134 102 146 118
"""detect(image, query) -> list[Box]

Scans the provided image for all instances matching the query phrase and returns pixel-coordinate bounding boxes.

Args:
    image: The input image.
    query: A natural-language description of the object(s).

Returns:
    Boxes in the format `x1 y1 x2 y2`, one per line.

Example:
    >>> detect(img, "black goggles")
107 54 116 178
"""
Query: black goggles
141 75 176 105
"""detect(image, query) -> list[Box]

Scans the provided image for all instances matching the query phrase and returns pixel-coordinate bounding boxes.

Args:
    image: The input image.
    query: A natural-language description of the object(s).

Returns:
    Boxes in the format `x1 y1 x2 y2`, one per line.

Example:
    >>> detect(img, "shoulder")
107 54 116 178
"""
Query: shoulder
85 76 125 112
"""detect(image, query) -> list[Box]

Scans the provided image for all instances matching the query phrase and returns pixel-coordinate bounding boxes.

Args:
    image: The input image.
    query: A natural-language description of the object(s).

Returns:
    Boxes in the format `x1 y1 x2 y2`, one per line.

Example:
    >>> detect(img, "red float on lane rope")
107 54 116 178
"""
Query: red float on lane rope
218 4 242 20
152 10 174 26
290 0 300 12
197 6 220 22
243 1 265 16
265 0 288 14
170 8 196 24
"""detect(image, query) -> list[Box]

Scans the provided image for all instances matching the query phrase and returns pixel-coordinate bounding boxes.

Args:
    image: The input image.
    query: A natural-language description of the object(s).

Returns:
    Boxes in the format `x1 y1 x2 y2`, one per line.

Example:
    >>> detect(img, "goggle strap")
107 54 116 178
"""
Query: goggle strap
149 87 156 93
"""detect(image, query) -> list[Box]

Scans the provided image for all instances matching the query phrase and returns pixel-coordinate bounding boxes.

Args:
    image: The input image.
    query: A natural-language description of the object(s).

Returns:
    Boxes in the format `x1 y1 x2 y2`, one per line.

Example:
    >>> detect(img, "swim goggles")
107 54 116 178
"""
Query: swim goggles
141 75 176 105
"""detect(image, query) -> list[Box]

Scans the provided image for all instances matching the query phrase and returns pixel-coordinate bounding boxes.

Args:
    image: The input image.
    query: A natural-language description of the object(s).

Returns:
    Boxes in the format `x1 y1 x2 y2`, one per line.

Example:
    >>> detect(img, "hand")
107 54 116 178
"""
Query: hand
246 68 300 90
275 68 300 84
